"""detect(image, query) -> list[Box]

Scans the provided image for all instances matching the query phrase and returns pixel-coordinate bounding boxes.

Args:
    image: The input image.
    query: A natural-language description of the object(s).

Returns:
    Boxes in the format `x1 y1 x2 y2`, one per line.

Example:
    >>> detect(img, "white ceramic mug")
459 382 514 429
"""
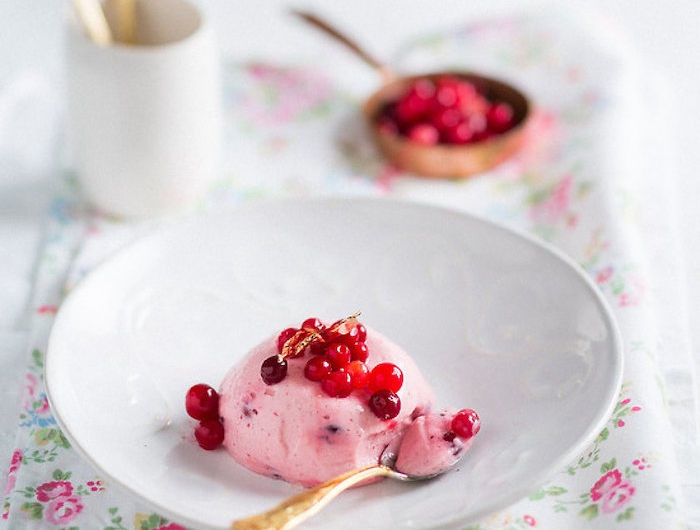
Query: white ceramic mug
65 0 223 218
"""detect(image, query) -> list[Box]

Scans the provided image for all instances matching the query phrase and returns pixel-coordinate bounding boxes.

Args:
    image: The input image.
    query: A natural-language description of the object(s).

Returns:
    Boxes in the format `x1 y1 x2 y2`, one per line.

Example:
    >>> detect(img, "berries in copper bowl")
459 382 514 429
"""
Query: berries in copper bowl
365 72 530 178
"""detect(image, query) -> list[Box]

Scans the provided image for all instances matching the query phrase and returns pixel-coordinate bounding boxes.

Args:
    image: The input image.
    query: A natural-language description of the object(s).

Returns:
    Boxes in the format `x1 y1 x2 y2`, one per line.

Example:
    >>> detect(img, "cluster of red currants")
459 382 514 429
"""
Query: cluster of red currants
185 383 224 450
375 74 516 146
261 315 405 420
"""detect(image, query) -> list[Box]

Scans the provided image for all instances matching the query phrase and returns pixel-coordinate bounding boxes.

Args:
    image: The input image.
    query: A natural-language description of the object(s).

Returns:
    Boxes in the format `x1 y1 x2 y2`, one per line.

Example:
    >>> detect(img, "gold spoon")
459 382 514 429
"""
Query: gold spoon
231 449 456 530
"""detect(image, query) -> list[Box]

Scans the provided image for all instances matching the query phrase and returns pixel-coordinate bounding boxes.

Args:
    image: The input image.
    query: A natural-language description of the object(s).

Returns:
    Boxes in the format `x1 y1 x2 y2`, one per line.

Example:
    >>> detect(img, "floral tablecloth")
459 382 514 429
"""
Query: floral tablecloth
2 6 698 530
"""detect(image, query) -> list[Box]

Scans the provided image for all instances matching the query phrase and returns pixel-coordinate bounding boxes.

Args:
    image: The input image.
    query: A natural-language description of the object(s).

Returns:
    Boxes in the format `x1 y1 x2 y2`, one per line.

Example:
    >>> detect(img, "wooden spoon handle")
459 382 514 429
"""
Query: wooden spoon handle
231 464 392 530
292 10 393 82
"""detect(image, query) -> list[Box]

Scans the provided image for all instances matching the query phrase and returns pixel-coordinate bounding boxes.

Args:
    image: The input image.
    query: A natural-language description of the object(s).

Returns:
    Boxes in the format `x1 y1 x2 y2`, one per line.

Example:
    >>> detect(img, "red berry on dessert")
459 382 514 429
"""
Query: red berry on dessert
450 408 481 439
345 360 370 390
326 342 352 369
321 370 354 398
260 355 288 385
304 356 333 382
349 341 369 362
369 362 404 393
369 389 402 420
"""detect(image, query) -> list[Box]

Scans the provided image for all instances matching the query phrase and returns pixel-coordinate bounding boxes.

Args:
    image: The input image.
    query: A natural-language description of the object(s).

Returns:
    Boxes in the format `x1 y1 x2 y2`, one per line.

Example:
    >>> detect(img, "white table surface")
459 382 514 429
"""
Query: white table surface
1 1 698 528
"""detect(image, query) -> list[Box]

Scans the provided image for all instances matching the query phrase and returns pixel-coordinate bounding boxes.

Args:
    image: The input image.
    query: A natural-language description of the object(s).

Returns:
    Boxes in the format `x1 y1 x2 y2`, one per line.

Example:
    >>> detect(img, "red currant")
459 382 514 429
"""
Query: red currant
442 121 473 144
466 113 488 137
409 78 437 100
459 90 489 116
451 409 481 439
345 360 370 390
355 323 367 343
333 325 364 346
349 341 369 362
309 341 327 356
433 76 462 108
260 355 287 385
394 79 434 123
304 356 333 382
277 327 298 354
369 389 401 420
326 316 360 343
369 362 403 393
431 107 462 132
326 343 352 369
301 317 326 332
487 102 514 133
185 384 219 421
321 370 353 398
407 123 439 145
454 79 480 108
194 418 224 450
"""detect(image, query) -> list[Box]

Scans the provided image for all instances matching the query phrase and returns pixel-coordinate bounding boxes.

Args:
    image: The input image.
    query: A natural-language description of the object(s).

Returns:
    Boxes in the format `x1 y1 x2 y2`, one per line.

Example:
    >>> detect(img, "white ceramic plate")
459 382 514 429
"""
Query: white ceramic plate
46 197 623 530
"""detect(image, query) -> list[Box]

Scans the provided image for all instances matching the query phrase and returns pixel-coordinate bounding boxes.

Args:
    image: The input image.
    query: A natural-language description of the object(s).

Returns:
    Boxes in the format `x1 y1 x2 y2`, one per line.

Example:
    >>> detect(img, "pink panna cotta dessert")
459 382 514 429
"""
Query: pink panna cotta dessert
185 314 481 487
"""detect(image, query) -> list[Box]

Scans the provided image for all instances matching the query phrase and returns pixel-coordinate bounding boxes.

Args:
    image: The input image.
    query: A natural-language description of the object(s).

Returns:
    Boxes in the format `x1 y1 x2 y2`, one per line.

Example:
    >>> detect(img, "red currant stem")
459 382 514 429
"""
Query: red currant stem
327 310 362 335
278 311 363 362
280 329 322 361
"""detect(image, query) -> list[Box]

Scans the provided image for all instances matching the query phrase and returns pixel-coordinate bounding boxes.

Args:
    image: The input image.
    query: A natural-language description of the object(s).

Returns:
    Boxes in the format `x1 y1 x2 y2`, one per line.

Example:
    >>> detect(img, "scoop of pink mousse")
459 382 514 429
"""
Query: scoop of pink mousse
393 408 477 477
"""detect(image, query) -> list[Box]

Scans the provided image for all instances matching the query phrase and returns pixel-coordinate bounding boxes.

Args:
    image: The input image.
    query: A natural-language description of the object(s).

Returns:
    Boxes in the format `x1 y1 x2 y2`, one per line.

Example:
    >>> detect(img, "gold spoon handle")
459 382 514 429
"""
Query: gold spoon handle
71 0 113 45
231 464 392 530
292 10 394 83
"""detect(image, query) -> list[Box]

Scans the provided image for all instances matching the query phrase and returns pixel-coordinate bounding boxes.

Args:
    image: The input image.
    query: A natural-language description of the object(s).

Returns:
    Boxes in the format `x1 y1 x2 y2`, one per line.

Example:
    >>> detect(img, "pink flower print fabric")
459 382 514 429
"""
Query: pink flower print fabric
589 470 636 513
2 7 697 530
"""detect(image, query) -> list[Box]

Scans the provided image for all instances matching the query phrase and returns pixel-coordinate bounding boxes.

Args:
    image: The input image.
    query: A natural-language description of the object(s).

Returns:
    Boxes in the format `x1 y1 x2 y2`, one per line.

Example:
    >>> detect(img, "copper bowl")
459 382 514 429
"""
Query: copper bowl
364 72 530 179
294 11 531 179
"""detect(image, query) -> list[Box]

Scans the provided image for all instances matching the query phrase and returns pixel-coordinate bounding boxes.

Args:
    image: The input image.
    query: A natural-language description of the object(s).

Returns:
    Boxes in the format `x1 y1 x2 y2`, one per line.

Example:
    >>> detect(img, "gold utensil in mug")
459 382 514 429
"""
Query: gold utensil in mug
71 0 113 45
